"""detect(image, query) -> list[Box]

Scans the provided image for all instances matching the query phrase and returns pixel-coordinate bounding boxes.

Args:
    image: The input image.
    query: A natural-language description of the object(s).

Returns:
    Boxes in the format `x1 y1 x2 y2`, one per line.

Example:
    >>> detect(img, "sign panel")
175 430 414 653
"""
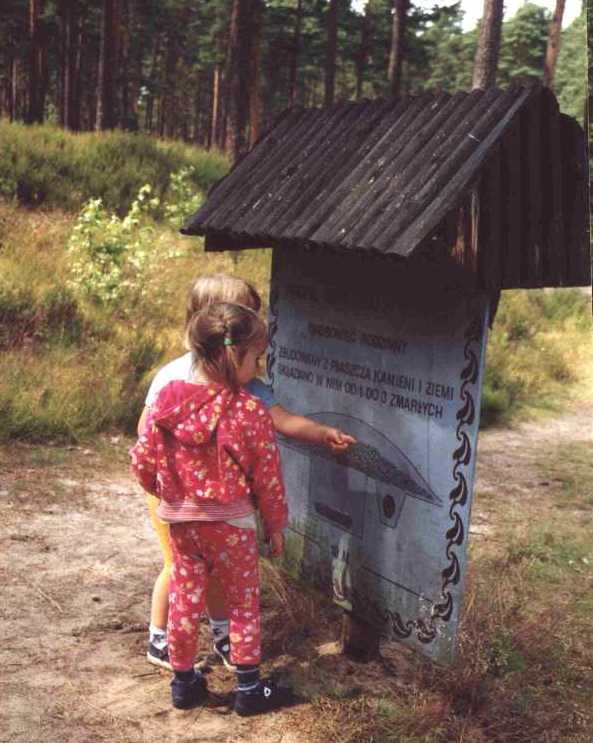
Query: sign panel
267 246 490 663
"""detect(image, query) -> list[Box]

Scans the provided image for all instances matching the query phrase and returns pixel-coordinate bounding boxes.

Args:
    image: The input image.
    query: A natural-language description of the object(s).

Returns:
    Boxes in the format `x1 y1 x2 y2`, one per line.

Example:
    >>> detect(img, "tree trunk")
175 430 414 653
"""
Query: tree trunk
119 0 132 128
193 72 203 144
288 0 303 106
324 0 339 107
61 0 82 130
226 0 252 160
9 56 20 121
472 0 504 90
355 2 371 100
162 31 179 139
218 67 229 150
145 34 161 134
145 95 154 132
127 0 143 132
387 0 407 98
249 0 263 148
96 0 117 129
543 0 566 89
209 65 221 148
27 0 44 123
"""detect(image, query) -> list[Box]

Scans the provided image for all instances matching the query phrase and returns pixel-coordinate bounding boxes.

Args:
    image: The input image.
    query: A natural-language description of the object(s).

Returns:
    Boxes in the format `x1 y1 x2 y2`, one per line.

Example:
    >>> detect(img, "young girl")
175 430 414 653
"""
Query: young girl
131 302 290 714
139 274 355 672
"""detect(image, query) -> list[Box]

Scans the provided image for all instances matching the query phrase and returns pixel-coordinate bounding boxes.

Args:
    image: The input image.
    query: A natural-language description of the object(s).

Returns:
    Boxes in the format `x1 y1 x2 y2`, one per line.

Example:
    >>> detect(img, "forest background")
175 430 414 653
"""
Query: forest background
0 0 587 152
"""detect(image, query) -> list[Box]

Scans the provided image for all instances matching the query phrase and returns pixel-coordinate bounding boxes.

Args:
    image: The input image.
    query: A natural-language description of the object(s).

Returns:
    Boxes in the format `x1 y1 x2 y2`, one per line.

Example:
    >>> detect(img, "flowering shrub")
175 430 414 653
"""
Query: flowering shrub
67 182 186 312
164 167 204 227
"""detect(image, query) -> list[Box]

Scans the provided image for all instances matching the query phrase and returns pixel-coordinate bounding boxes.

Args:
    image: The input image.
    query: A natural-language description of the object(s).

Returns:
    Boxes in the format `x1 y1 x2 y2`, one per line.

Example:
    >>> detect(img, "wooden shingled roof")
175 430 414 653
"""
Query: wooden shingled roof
182 84 591 290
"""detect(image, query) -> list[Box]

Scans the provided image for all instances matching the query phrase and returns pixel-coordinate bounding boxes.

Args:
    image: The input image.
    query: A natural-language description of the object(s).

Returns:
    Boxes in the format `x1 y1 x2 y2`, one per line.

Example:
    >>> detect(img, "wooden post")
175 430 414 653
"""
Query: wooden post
340 612 380 662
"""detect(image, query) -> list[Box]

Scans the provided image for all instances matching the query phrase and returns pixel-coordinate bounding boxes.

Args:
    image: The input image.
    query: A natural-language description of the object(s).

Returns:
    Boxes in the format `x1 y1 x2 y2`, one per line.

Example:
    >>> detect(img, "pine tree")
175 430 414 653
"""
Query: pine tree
472 0 504 88
324 0 339 106
497 3 548 86
387 0 407 96
96 0 117 129
554 7 586 120
543 0 566 88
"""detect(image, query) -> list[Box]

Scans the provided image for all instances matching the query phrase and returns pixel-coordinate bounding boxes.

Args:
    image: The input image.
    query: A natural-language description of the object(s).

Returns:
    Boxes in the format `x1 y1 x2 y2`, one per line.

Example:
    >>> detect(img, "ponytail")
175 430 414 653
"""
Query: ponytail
187 302 267 391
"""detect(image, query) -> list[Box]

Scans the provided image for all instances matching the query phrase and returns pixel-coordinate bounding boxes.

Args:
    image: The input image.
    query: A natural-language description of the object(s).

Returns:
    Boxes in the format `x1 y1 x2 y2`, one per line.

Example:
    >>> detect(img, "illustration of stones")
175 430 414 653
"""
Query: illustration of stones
281 412 442 537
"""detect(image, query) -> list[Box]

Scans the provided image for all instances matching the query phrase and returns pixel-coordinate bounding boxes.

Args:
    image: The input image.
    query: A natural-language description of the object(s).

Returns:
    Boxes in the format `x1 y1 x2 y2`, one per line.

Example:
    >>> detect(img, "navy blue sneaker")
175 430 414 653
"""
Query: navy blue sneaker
171 671 208 710
213 637 237 672
234 680 291 716
147 641 172 671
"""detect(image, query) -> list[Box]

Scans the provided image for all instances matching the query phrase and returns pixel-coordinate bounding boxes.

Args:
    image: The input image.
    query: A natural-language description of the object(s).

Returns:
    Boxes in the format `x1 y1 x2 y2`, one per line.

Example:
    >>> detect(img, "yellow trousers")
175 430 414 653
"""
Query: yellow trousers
146 494 173 569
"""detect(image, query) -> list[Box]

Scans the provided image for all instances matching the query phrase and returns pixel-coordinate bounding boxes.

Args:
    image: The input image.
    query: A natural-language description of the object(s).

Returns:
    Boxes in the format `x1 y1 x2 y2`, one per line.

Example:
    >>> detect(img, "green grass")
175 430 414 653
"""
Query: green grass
0 121 229 215
481 289 592 425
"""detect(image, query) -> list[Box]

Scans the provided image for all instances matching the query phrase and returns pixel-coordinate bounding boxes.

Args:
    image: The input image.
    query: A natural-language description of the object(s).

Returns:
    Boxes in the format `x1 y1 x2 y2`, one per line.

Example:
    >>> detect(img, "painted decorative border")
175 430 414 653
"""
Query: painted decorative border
430 315 482 628
266 279 280 391
349 313 482 645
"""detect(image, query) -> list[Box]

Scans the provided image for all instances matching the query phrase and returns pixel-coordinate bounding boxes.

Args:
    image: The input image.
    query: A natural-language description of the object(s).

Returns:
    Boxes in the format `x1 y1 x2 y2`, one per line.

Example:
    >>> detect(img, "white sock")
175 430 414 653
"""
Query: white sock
149 623 167 649
209 618 230 642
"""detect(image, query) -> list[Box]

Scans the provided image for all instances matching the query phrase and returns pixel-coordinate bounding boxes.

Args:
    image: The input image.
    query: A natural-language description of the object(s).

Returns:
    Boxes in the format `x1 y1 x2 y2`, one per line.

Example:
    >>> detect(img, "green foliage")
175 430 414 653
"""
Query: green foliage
412 4 475 93
481 289 591 425
0 122 229 214
555 9 587 122
497 3 549 85
163 167 205 227
66 184 185 312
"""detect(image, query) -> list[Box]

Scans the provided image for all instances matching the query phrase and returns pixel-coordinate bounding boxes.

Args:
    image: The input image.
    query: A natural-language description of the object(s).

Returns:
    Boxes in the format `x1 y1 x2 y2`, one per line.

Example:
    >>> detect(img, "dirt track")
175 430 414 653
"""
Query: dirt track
1 399 592 743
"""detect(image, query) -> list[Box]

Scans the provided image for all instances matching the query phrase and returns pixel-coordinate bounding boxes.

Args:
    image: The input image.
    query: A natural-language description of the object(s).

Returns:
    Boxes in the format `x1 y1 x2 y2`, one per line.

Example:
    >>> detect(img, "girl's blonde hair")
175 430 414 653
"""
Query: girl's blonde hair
184 274 262 350
185 274 261 326
187 302 268 392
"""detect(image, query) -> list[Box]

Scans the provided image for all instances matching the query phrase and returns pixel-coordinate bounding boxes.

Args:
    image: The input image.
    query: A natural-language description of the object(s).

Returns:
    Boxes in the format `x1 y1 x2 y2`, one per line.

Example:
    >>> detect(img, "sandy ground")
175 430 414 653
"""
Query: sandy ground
1 398 592 743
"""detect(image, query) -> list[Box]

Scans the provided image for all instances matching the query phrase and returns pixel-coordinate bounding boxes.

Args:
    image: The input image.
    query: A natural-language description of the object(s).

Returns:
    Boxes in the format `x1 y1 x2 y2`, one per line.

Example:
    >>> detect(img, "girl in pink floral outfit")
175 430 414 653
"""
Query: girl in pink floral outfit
130 302 290 715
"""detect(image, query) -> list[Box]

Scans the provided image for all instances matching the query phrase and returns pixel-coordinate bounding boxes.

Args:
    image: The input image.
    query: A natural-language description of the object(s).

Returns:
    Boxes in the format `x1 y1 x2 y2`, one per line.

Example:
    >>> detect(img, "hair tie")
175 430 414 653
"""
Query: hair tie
223 337 235 347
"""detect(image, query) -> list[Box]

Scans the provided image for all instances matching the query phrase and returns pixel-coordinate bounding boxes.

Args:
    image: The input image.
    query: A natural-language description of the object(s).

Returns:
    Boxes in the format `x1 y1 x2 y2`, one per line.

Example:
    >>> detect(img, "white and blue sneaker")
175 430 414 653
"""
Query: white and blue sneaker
213 636 237 672
147 640 173 671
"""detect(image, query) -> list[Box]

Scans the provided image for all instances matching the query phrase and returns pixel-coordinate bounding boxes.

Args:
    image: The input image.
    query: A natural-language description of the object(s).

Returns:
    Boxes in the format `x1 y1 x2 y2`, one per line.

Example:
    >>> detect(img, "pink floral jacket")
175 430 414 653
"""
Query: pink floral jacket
130 381 287 536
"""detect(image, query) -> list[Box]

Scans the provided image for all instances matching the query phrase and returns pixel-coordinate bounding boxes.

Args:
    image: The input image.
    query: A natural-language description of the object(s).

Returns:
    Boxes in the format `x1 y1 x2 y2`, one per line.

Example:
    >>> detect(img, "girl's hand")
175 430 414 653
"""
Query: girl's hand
323 427 356 453
268 531 284 558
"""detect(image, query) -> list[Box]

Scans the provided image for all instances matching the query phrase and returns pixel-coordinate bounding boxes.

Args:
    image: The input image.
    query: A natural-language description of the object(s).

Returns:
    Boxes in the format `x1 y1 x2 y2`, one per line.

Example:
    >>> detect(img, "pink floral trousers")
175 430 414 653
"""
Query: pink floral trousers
167 521 261 670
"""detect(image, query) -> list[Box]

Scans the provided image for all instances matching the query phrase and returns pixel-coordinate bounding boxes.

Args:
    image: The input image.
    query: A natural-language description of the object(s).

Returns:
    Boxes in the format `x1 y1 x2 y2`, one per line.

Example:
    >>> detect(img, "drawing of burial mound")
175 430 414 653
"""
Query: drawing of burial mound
280 412 442 538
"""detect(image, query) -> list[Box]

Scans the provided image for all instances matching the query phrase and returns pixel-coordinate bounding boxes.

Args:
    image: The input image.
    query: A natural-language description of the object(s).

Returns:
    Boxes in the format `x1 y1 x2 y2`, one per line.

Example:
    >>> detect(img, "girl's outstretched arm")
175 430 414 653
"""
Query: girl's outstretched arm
269 404 356 452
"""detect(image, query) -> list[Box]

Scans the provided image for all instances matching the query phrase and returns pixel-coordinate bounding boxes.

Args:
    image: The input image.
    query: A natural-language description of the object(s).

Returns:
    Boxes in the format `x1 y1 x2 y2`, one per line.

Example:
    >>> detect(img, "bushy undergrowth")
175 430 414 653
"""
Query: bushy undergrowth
0 121 229 214
0 197 270 443
481 289 592 424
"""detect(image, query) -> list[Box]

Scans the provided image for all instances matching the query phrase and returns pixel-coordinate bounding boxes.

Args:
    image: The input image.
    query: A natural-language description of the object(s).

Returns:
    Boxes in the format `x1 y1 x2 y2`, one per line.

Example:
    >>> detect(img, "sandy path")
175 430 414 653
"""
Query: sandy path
472 399 593 539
